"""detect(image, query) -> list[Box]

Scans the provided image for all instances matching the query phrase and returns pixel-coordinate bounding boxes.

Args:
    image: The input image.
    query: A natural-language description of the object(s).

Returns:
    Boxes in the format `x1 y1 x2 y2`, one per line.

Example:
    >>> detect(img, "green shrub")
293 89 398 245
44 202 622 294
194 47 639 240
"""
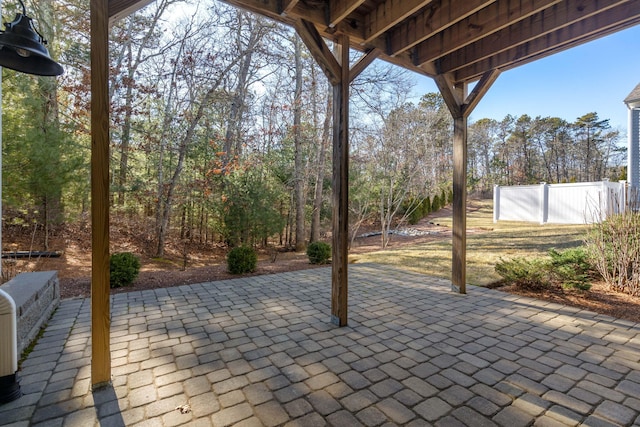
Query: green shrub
495 247 594 291
227 246 257 274
110 252 140 288
406 199 422 225
306 241 331 264
421 196 431 216
495 257 549 290
548 248 592 291
404 196 432 224
407 211 421 225
431 194 440 211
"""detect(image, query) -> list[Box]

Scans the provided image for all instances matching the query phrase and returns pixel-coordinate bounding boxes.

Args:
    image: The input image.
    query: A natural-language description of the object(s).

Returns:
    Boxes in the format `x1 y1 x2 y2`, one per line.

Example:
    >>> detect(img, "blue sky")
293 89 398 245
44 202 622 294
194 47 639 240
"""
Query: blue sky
414 24 640 133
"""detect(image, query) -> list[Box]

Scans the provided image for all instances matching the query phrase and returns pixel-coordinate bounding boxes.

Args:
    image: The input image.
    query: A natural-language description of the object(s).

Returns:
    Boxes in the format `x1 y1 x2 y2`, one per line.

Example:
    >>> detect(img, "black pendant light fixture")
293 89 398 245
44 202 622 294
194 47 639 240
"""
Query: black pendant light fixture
0 0 63 76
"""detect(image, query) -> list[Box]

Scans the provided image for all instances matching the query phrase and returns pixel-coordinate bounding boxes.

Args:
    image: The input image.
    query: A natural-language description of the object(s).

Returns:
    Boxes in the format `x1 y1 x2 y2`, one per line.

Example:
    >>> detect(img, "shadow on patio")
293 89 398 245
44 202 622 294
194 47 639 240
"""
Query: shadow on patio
1 263 639 426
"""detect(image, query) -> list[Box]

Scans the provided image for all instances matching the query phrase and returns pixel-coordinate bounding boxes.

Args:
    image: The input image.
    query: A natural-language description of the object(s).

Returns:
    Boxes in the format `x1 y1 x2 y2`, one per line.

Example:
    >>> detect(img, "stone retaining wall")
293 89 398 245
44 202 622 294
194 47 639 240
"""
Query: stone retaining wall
0 271 59 356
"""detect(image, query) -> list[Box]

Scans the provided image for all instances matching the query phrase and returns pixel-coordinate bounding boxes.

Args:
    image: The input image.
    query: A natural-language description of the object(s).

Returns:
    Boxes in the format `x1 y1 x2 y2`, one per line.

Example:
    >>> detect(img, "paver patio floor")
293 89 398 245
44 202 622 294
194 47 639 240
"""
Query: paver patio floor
2 263 640 426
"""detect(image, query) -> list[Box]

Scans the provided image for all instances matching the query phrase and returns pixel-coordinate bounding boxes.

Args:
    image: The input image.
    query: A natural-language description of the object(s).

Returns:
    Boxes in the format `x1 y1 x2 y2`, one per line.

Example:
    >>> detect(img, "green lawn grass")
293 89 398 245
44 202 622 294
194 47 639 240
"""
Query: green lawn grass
349 199 589 286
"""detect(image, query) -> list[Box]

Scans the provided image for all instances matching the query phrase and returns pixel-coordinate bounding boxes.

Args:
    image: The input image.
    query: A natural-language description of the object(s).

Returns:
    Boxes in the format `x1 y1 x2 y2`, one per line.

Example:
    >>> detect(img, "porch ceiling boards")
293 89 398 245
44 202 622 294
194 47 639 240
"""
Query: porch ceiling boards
109 0 640 85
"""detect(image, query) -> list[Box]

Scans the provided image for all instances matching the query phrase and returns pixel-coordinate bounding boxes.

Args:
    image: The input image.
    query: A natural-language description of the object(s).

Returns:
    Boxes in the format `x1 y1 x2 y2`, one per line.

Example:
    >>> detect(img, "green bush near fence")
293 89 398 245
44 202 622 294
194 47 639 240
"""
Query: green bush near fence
495 247 593 291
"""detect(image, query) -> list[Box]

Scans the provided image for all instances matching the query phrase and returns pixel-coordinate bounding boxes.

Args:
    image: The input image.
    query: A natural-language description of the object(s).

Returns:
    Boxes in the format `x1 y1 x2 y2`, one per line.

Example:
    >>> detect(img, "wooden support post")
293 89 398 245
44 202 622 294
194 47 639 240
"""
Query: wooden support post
294 22 374 325
331 34 350 326
90 0 111 388
435 71 499 294
452 112 467 294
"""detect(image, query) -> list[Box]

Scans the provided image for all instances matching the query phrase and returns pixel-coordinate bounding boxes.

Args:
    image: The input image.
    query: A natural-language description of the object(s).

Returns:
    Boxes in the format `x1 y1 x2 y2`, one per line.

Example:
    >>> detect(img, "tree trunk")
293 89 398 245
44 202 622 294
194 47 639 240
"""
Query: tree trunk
38 66 63 249
115 28 135 206
223 13 260 165
111 5 172 205
310 82 331 243
293 37 306 251
156 88 216 257
117 42 135 206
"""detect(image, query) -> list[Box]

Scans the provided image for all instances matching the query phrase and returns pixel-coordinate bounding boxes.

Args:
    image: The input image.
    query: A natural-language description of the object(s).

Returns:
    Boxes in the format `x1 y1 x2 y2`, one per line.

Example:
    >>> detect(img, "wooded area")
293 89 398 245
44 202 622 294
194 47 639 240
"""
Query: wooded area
2 0 624 253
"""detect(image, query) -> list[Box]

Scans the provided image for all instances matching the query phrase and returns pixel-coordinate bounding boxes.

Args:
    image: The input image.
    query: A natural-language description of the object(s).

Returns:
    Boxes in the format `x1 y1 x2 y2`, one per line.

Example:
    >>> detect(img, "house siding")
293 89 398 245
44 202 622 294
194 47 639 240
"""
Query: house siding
630 107 640 188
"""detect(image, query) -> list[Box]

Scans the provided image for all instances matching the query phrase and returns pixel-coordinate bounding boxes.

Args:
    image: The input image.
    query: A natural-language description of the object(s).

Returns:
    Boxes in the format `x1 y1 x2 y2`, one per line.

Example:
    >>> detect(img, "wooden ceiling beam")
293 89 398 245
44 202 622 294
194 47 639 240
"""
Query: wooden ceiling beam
453 1 640 82
462 69 500 116
224 0 289 21
295 19 342 85
413 0 561 66
440 0 632 75
363 0 433 43
285 10 433 80
280 0 300 16
109 0 155 22
388 0 491 57
349 48 382 82
329 0 367 27
434 72 463 118
284 5 368 43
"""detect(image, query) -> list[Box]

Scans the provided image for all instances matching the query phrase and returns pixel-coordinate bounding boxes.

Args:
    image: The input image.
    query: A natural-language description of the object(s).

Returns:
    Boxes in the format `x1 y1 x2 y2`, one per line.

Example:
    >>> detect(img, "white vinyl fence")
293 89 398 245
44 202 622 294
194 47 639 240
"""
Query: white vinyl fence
493 181 628 224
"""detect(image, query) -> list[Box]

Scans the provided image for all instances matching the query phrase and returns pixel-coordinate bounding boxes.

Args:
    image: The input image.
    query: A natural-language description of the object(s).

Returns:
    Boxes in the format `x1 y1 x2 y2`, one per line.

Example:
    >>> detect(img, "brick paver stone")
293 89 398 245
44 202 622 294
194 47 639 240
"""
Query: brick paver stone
376 397 415 424
327 410 364 427
414 397 452 421
254 400 290 427
285 399 313 418
593 400 637 425
451 407 497 427
341 390 379 412
544 404 583 426
493 405 535 427
356 406 387 426
307 390 341 416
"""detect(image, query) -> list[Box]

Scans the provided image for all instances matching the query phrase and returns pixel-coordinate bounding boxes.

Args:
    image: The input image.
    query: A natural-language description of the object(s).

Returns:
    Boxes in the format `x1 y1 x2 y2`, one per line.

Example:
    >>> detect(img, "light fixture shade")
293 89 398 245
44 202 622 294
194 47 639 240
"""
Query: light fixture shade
0 13 63 76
